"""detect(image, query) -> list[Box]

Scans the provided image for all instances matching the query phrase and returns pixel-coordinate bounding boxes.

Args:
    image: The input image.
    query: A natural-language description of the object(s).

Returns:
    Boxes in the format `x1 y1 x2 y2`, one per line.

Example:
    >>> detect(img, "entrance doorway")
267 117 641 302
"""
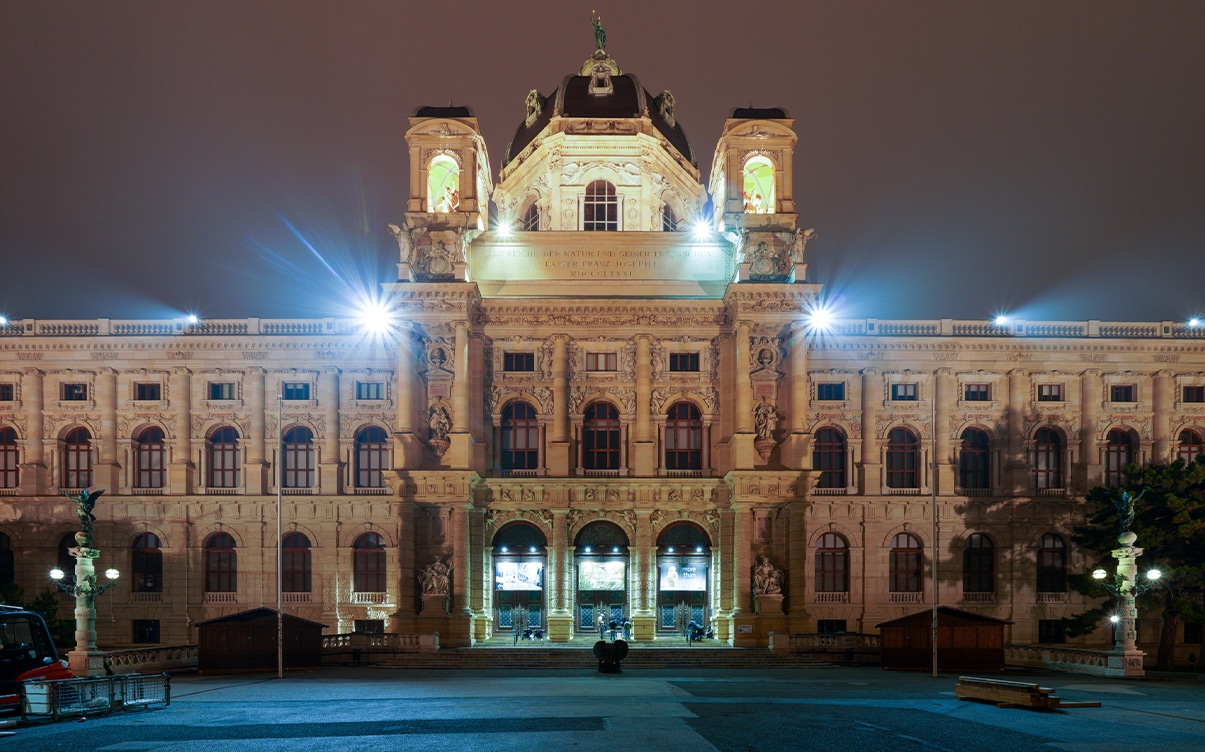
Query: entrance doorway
573 520 630 636
656 522 711 635
491 521 547 638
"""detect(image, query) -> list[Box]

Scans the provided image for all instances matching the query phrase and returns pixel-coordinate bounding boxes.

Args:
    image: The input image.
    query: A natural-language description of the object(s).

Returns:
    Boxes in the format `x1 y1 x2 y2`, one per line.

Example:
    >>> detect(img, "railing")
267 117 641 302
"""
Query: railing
203 592 237 604
957 488 992 497
1036 592 1068 603
1005 643 1126 676
814 592 849 603
811 487 847 495
321 632 439 661
130 592 162 603
962 592 996 604
282 592 311 603
103 644 198 675
353 487 390 495
499 469 539 478
769 632 881 664
581 469 623 477
351 592 388 605
204 487 242 495
664 469 704 478
1037 488 1068 497
884 488 922 495
888 592 923 604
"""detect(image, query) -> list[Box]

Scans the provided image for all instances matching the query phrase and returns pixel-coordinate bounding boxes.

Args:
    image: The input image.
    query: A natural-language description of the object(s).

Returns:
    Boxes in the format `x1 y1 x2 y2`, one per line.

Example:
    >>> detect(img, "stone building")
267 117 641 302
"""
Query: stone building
1 42 1203 658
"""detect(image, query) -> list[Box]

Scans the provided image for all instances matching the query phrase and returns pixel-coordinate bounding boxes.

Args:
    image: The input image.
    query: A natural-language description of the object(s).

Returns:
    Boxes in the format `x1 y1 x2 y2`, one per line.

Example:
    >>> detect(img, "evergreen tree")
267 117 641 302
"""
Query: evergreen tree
1069 455 1205 669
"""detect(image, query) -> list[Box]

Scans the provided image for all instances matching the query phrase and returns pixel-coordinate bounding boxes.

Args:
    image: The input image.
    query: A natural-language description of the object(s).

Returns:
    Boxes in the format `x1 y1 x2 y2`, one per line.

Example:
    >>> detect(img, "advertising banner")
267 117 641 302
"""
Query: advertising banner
577 560 626 591
659 561 707 591
495 561 543 591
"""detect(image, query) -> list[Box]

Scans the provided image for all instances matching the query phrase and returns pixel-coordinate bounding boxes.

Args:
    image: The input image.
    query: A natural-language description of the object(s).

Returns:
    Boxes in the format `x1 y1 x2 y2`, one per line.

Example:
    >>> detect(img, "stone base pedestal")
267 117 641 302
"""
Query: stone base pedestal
731 613 759 648
630 614 657 642
546 613 574 643
1105 649 1146 678
67 648 107 678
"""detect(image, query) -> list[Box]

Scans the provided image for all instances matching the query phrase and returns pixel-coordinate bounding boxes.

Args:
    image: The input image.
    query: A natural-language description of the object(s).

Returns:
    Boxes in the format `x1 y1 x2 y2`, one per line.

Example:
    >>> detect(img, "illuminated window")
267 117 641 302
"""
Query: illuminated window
885 427 919 489
962 533 994 593
63 427 92 488
132 533 162 593
665 403 702 471
889 532 923 593
583 180 618 231
205 533 236 593
1179 429 1203 464
583 402 621 470
520 203 540 231
1037 533 1066 593
964 384 990 401
1104 429 1133 487
501 402 540 471
0 428 18 489
815 533 849 592
353 533 386 593
282 532 311 593
134 427 166 489
134 383 161 401
662 206 679 231
1034 428 1063 489
742 156 775 214
282 427 314 488
813 427 846 489
1037 384 1062 402
208 427 240 489
355 426 389 488
958 428 990 490
428 154 460 213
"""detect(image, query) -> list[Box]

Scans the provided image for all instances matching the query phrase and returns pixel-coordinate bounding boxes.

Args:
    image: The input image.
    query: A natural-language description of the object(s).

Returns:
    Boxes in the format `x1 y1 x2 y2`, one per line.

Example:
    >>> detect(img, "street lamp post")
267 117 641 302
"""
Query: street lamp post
51 488 119 677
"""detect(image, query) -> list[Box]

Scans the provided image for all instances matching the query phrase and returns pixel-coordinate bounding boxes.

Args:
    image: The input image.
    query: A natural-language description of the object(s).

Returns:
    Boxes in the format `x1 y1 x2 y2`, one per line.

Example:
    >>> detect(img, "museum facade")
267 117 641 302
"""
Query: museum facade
1 45 1203 657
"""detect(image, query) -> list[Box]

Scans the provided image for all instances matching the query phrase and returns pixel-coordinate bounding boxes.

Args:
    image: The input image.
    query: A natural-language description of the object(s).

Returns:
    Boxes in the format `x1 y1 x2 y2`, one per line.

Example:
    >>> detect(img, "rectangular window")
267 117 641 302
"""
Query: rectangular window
0 384 13 401
355 382 384 400
1184 621 1203 645
816 619 847 634
132 619 160 644
282 382 310 400
585 352 617 372
1037 384 1063 402
134 383 162 401
62 383 88 401
964 384 990 401
1037 620 1067 644
208 382 236 400
816 383 845 401
1183 386 1204 403
668 353 699 372
1110 384 1136 402
354 619 385 635
503 352 535 372
891 383 917 401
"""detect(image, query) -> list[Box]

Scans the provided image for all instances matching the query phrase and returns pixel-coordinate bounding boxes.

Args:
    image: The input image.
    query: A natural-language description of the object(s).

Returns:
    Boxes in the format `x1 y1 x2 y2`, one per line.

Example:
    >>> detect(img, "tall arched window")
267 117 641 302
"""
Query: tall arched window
353 532 386 593
662 206 678 231
959 428 991 490
1037 533 1066 593
1034 428 1063 490
1105 428 1133 487
962 533 994 594
501 402 540 471
63 427 92 489
813 427 846 489
0 532 13 588
665 402 702 471
134 427 166 489
205 533 236 593
742 155 775 214
815 533 849 593
0 427 18 489
355 426 389 488
132 533 163 593
428 154 460 213
282 532 311 593
885 427 920 489
208 427 241 489
1179 429 1203 464
520 202 540 231
583 180 618 231
282 427 314 489
583 402 621 470
889 532 923 593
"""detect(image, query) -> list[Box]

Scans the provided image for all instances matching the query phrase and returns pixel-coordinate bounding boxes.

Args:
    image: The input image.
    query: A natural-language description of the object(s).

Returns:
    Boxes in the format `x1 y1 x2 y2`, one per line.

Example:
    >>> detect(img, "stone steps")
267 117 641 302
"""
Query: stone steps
365 647 836 670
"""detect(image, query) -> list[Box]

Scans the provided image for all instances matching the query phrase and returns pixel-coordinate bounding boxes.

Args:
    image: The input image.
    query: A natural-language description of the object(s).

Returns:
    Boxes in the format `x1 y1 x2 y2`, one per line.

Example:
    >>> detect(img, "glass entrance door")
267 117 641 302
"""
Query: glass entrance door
656 555 709 634
575 557 628 634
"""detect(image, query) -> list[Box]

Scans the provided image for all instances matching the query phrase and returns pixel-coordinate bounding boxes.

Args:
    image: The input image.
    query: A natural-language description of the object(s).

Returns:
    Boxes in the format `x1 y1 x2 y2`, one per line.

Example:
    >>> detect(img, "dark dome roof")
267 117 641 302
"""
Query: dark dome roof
413 105 475 118
502 67 695 167
729 106 790 119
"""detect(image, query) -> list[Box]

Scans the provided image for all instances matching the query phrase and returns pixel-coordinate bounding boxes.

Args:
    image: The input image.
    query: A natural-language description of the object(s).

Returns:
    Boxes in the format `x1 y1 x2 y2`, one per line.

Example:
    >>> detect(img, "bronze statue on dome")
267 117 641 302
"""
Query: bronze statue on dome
591 11 606 51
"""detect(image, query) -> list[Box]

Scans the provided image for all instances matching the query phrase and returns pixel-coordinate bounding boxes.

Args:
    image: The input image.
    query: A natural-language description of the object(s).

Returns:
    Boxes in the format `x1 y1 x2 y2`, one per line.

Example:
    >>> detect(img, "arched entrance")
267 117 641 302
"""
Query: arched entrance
656 522 711 634
491 522 547 637
573 520 629 635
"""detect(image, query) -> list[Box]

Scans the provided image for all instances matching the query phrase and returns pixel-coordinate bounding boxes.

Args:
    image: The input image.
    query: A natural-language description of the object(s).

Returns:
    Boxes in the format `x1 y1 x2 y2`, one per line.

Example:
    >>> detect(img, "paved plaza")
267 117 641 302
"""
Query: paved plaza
6 666 1204 751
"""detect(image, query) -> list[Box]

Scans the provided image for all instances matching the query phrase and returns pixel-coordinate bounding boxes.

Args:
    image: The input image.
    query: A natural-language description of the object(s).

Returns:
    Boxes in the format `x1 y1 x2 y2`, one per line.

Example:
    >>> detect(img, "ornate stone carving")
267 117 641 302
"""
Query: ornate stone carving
753 555 783 596
418 557 451 596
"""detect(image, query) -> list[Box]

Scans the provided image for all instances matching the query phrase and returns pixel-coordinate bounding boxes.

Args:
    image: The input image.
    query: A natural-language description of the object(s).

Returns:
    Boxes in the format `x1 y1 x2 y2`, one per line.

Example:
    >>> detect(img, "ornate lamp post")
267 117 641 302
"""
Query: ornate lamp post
49 488 119 677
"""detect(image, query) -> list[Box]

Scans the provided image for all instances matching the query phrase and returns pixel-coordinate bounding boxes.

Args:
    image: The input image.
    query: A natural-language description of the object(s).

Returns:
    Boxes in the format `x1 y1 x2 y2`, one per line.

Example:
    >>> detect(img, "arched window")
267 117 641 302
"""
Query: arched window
1034 428 1063 490
282 532 311 593
1179 429 1203 464
885 427 920 489
282 427 314 489
959 428 991 490
1105 429 1133 487
813 427 846 489
353 532 386 593
582 402 621 470
501 402 540 471
889 532 923 593
355 426 389 488
62 427 92 489
742 155 775 214
428 154 460 213
132 533 163 593
0 532 13 588
662 205 678 232
962 533 994 594
815 533 849 593
208 427 240 489
665 402 702 471
1037 533 1066 593
0 427 18 489
583 180 618 231
520 202 540 231
134 427 166 489
205 533 236 593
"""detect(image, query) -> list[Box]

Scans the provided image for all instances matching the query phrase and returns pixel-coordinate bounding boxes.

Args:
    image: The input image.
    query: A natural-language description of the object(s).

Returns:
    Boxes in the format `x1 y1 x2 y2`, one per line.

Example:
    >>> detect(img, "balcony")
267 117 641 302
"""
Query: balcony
888 592 923 604
962 592 995 604
814 592 849 604
204 592 237 604
282 592 311 604
131 592 162 604
351 592 388 605
811 488 847 496
1036 592 1068 604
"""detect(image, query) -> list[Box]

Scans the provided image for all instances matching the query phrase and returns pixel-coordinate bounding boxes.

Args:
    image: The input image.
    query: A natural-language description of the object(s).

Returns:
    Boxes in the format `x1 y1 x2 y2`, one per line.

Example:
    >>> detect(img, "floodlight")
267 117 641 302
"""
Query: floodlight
186 314 199 324
1146 569 1161 581
695 546 704 553
584 546 592 553
0 316 7 326
666 547 674 553
500 546 508 553
497 222 513 238
356 300 395 335
1190 318 1201 328
1109 614 1121 624
994 315 1009 326
1092 568 1107 580
105 568 120 580
50 568 65 581
692 221 711 239
805 301 836 334
529 546 537 553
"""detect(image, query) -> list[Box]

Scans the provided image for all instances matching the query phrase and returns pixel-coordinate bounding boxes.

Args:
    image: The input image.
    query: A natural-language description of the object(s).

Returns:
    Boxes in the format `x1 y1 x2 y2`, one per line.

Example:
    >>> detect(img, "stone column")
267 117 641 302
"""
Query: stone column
633 335 655 475
170 367 192 493
467 506 487 642
546 509 573 642
1152 370 1173 463
780 322 811 469
20 369 46 492
731 322 755 468
393 326 423 469
729 502 757 646
631 509 656 641
1109 531 1147 678
318 367 340 493
447 503 473 646
546 335 571 475
860 369 882 492
1081 370 1102 491
95 368 119 489
65 545 107 676
452 323 470 432
934 368 954 493
246 368 267 494
1005 369 1029 494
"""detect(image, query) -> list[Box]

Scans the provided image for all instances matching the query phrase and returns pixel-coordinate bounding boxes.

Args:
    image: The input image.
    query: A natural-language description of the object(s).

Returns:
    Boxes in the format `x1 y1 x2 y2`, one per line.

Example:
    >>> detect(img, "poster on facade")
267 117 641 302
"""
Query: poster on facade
495 561 543 591
577 561 626 591
659 562 707 591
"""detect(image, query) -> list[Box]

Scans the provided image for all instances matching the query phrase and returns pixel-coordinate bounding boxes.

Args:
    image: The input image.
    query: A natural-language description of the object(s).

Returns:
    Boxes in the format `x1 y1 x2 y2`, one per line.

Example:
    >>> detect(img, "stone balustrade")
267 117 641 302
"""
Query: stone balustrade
103 644 198 675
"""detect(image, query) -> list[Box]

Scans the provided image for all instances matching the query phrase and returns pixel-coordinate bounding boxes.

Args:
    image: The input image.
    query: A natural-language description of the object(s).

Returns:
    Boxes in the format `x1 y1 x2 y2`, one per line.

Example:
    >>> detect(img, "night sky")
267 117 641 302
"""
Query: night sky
2 1 1203 324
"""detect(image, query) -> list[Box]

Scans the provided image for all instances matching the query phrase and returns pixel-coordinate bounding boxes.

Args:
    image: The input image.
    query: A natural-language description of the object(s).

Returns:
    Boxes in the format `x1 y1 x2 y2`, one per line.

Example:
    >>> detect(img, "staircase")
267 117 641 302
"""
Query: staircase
364 643 836 670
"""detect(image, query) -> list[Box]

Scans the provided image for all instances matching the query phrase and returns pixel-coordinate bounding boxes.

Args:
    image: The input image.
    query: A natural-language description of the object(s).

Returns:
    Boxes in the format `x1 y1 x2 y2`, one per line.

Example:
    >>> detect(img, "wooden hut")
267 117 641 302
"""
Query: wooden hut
195 608 327 673
876 606 1012 672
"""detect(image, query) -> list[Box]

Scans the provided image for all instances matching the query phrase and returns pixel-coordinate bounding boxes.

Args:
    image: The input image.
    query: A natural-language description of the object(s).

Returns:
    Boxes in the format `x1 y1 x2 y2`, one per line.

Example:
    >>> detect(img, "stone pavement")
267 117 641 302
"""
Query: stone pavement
6 666 1204 751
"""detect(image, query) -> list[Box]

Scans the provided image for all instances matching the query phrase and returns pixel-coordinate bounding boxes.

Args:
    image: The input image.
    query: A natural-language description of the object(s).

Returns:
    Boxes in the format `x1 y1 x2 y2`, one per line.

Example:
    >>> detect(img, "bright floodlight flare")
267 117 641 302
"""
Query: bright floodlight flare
805 301 836 334
995 315 1009 326
356 300 395 335
1190 318 1201 328
1110 614 1121 623
497 221 513 238
692 220 711 239
1146 569 1162 581
1092 568 1107 580
0 316 7 326
105 568 120 580
50 568 65 580
186 314 199 324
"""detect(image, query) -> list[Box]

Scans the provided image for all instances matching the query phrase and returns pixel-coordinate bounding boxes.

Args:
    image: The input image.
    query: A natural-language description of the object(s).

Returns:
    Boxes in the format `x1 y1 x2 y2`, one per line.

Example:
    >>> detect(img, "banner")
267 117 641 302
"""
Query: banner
577 560 626 591
495 561 543 591
659 561 707 591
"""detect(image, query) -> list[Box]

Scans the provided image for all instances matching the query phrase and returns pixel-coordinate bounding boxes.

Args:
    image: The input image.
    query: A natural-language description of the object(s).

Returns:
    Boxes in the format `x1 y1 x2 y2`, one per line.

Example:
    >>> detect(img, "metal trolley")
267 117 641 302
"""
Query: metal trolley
21 673 171 721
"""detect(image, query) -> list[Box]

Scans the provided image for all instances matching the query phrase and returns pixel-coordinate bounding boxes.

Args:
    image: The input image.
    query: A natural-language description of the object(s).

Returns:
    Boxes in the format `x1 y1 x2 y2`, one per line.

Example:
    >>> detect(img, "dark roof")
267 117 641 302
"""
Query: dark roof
194 607 328 628
413 105 475 118
502 73 695 167
875 606 1014 629
729 106 790 119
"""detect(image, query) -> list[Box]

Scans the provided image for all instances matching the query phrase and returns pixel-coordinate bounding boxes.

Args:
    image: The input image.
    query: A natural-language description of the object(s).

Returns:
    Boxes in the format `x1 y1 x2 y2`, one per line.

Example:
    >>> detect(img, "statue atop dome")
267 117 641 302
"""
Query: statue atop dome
591 10 606 51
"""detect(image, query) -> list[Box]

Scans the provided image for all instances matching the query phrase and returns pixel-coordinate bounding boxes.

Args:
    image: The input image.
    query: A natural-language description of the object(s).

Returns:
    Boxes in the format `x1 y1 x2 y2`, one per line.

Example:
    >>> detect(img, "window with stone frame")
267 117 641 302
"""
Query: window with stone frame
814 533 849 593
962 533 994 593
665 402 702 471
501 402 540 471
812 427 846 489
282 426 314 488
205 533 237 593
134 427 166 489
1110 384 1136 402
816 382 845 401
503 352 535 372
62 427 92 488
355 426 389 488
958 428 991 490
0 428 18 489
132 533 163 593
1104 429 1134 487
62 383 88 401
1183 385 1205 403
355 381 384 400
885 427 920 489
134 382 161 401
0 384 14 401
353 533 386 592
520 202 540 231
1177 429 1202 464
1034 428 1063 489
889 533 923 593
207 427 240 488
281 532 312 593
1036 533 1067 593
1037 383 1063 402
585 352 617 372
582 180 618 231
668 353 699 372
582 402 621 470
891 383 918 401
963 383 990 401
208 382 236 400
282 382 310 401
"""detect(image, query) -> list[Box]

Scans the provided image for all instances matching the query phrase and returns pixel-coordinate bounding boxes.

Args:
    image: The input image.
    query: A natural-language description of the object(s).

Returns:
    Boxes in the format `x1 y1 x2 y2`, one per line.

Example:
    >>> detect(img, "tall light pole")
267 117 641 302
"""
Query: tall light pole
52 489 119 677
930 393 938 678
1089 488 1159 678
277 394 284 679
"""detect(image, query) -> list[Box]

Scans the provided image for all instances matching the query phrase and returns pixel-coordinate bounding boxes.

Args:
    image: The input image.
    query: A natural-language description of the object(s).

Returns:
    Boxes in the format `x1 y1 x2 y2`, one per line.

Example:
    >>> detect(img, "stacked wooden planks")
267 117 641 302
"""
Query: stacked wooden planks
955 676 1101 709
